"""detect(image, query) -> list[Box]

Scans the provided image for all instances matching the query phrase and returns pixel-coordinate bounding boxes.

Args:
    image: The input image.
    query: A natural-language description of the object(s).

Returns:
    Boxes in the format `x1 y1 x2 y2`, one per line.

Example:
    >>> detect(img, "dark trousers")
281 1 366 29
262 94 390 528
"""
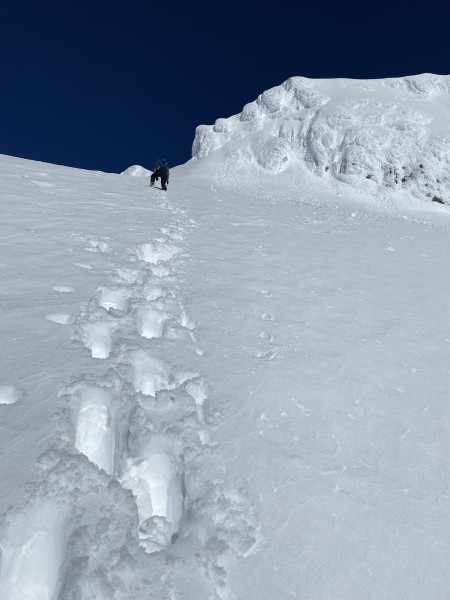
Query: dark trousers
151 169 169 190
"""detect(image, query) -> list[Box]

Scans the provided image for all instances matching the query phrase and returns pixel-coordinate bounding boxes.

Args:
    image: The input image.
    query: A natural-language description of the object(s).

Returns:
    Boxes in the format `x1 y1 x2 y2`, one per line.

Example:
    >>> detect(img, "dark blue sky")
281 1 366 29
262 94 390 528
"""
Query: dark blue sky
1 0 448 173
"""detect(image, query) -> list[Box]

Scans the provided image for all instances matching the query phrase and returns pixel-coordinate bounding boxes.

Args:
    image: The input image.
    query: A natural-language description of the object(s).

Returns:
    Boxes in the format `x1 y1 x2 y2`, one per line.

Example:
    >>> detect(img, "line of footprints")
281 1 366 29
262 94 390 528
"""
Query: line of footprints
70 217 209 552
0 195 263 600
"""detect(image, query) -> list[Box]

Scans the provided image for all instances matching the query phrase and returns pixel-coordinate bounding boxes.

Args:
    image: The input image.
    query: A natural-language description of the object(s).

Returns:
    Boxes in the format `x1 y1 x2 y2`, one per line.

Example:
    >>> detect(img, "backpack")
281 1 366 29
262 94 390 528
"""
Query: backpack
158 159 169 172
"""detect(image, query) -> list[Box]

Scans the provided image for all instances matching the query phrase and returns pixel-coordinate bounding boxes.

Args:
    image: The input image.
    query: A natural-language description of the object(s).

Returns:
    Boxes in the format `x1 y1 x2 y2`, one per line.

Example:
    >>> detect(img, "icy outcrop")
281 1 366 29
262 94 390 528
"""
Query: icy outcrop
121 165 151 177
192 74 450 203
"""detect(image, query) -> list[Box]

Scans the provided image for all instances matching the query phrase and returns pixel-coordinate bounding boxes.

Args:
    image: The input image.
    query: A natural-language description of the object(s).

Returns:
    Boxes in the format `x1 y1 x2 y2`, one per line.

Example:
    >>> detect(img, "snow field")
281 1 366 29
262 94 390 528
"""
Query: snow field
0 166 262 599
7 91 450 597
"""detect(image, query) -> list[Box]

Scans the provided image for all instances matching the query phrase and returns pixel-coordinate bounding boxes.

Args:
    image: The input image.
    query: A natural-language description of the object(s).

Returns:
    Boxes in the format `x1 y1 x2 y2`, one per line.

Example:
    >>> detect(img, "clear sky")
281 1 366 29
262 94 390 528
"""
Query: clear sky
1 0 448 173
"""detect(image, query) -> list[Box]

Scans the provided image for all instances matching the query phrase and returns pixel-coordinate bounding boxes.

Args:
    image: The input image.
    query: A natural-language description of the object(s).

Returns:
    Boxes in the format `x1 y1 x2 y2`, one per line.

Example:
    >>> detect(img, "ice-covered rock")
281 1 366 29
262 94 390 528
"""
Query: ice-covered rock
121 165 151 177
192 74 450 204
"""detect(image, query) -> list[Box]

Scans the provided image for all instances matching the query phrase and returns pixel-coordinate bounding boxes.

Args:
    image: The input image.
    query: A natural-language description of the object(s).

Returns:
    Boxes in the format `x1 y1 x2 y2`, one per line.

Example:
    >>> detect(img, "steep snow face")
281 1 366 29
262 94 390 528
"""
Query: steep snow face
3 152 450 598
192 74 450 204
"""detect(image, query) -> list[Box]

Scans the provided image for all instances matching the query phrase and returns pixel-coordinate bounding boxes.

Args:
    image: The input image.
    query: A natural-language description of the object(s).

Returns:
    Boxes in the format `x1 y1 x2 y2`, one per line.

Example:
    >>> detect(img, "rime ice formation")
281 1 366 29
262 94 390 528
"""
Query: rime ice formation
193 74 450 204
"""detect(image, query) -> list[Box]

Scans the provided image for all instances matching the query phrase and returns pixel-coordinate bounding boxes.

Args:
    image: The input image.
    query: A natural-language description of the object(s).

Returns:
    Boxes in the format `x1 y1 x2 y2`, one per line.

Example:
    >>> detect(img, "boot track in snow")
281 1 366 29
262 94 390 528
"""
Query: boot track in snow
0 189 262 600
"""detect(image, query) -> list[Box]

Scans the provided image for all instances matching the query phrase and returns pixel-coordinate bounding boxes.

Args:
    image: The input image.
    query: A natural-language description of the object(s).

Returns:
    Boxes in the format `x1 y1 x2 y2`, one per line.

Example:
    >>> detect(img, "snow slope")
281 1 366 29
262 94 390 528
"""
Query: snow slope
2 97 450 599
193 74 450 205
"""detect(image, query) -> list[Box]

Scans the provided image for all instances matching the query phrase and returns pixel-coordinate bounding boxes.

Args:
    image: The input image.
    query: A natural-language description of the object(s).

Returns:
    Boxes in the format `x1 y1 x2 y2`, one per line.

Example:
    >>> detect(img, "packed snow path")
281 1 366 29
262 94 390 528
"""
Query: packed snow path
0 157 261 600
1 154 450 598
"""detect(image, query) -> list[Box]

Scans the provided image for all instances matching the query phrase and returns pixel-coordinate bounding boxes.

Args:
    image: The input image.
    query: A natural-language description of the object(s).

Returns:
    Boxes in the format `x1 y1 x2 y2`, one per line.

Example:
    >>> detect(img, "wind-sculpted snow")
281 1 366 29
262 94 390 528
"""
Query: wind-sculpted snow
192 73 450 204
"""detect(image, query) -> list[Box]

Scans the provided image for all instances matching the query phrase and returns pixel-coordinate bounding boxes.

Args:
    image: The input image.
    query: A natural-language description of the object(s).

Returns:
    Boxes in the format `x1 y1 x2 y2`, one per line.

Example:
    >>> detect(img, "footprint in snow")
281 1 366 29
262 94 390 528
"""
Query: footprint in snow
0 501 68 599
180 308 196 331
260 331 273 342
134 241 181 265
73 385 115 475
80 321 115 359
144 286 167 301
89 239 111 253
256 350 277 361
136 306 170 339
126 350 197 397
98 286 133 312
151 264 172 278
261 312 274 322
112 266 143 285
119 437 184 553
185 377 208 422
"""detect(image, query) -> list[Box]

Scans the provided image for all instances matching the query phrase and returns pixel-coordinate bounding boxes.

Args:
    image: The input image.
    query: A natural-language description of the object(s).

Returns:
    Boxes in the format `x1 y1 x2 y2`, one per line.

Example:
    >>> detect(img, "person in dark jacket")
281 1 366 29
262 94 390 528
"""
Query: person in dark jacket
150 159 170 190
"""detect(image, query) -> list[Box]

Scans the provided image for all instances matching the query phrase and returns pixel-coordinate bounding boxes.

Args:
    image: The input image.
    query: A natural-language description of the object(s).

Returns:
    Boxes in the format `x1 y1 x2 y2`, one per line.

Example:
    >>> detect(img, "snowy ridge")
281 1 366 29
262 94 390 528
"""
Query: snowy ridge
193 73 450 204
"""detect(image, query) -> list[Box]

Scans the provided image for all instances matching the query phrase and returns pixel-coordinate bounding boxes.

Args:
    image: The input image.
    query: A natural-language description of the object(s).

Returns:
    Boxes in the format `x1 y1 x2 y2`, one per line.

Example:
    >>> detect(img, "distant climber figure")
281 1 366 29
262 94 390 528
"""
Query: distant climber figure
150 159 170 190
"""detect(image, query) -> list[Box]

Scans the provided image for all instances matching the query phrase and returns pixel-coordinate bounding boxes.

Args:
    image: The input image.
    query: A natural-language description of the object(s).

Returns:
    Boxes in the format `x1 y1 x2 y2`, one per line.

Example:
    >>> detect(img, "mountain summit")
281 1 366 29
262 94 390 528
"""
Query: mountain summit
193 74 450 204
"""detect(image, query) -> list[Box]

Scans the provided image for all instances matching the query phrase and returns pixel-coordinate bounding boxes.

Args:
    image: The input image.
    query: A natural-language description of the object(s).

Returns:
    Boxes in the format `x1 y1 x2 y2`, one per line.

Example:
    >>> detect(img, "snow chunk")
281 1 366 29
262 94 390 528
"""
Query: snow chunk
134 241 181 264
74 387 115 475
0 385 20 405
126 350 196 396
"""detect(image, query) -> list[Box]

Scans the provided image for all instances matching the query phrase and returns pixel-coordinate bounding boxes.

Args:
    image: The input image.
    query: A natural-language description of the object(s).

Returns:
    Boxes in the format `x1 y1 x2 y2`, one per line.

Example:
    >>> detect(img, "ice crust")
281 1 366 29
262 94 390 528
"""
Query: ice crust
192 74 450 204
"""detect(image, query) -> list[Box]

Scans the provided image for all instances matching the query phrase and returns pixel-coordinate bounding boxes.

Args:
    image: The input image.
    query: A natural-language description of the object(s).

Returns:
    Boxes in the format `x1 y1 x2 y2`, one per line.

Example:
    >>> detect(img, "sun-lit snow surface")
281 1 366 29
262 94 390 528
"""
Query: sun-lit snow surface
1 144 450 599
193 73 450 205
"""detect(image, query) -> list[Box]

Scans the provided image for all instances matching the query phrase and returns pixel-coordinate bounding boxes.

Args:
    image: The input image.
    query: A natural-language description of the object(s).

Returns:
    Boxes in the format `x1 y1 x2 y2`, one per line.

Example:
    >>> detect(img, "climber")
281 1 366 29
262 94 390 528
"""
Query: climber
150 159 170 191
